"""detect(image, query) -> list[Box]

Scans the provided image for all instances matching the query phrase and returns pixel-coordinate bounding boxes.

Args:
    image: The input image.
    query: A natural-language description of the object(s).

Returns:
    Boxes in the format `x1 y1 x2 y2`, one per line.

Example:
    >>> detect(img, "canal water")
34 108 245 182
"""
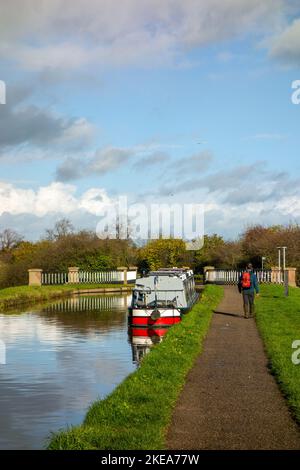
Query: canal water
0 294 138 450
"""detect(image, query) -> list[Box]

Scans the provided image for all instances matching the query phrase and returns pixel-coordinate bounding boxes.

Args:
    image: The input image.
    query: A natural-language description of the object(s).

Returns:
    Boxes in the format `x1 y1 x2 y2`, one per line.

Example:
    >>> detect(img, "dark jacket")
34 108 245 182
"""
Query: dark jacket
238 270 259 294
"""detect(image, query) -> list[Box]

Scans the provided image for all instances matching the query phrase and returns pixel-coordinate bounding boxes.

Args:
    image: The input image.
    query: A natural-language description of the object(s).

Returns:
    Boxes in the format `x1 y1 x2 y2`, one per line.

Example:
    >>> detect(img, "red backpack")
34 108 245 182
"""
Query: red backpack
241 271 251 288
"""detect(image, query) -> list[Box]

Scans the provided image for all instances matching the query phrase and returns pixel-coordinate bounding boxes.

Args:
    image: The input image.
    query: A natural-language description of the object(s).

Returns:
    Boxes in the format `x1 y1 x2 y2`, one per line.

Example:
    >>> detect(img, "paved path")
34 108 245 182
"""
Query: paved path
167 286 300 449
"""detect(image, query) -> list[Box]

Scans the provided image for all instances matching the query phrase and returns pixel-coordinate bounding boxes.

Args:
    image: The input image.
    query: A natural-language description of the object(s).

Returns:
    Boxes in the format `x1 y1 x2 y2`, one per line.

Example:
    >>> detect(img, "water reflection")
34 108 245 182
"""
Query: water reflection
0 294 135 450
128 327 169 366
44 294 130 314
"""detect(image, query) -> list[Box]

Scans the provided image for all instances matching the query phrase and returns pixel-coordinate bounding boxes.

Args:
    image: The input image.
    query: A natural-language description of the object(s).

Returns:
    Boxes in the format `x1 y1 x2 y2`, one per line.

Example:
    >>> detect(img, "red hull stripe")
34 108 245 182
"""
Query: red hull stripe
131 328 169 337
130 316 181 326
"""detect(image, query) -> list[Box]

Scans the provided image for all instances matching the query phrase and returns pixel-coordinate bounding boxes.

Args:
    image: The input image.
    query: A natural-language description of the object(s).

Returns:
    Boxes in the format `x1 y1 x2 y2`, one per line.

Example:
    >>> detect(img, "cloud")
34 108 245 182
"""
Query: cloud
56 147 133 181
159 162 262 196
0 0 287 70
55 157 84 182
1 162 300 241
171 150 213 175
156 160 300 214
268 18 300 66
56 145 177 181
132 151 170 171
90 148 132 174
0 181 115 217
246 133 287 141
0 86 95 153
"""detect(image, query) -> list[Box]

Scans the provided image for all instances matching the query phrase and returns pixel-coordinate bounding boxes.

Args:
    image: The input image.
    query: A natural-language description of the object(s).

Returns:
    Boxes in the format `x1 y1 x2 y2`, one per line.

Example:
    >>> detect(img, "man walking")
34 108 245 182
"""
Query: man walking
238 263 259 318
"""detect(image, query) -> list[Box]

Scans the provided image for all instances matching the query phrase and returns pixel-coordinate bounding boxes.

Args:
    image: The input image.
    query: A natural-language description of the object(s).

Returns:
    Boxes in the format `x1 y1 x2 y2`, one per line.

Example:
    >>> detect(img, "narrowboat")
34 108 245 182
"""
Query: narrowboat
128 267 198 327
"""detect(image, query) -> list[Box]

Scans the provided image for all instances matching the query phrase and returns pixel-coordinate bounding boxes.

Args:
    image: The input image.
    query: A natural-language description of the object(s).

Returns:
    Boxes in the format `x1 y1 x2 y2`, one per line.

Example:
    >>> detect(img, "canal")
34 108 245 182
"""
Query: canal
0 294 138 450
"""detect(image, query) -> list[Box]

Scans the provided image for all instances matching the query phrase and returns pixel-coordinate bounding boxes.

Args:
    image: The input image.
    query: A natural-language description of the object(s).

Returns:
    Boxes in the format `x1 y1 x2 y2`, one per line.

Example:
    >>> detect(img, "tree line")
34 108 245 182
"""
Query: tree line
0 219 299 288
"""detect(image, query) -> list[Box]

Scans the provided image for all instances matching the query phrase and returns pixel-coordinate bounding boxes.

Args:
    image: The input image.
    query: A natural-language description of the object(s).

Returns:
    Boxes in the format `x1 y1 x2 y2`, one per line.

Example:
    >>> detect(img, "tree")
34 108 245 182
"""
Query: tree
194 234 225 270
138 239 187 271
0 229 23 251
45 218 74 241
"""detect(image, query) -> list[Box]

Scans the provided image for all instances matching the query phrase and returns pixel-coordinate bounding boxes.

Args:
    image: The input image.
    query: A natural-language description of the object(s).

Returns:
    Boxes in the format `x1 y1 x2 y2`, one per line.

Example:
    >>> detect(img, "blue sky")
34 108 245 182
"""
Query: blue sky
0 0 300 240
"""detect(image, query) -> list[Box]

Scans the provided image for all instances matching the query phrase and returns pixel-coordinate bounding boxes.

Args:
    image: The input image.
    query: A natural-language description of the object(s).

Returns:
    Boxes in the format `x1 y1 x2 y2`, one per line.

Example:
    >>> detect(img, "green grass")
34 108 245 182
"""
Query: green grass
0 284 132 310
47 285 223 450
256 284 300 423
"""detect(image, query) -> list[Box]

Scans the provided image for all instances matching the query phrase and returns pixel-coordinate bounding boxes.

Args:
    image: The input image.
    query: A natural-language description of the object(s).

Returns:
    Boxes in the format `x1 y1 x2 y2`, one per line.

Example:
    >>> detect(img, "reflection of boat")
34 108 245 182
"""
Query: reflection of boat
129 327 168 366
128 268 198 327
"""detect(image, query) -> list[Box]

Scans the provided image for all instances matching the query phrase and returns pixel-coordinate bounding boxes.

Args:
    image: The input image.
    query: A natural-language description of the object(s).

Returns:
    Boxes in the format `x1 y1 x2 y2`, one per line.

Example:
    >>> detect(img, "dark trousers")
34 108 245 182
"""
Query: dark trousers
242 290 255 316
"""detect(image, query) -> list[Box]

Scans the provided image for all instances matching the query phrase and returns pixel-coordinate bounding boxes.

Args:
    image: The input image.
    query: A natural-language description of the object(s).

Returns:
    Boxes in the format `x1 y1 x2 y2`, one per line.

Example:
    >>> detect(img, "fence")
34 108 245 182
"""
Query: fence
41 272 68 285
78 270 121 284
205 269 282 285
29 267 138 286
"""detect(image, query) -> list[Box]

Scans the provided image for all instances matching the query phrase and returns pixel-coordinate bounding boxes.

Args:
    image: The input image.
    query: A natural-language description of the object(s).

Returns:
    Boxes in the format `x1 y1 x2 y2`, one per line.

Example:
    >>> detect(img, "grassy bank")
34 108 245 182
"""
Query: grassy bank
48 285 223 450
0 284 132 310
256 285 300 423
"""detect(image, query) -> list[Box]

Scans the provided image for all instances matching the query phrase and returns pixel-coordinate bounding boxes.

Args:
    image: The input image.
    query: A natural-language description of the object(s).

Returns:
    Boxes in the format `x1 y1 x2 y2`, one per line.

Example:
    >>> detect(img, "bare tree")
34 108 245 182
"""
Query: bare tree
0 229 23 251
45 218 74 241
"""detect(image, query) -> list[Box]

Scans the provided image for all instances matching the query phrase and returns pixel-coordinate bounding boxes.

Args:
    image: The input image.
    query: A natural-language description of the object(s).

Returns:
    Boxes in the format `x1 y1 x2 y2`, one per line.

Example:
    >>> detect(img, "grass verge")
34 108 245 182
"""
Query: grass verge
47 284 223 450
0 284 132 310
256 284 300 423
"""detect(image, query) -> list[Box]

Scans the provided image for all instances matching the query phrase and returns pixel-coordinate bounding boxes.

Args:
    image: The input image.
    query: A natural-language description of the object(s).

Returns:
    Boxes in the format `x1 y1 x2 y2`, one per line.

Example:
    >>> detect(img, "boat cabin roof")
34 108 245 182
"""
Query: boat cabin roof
148 268 194 279
134 268 194 292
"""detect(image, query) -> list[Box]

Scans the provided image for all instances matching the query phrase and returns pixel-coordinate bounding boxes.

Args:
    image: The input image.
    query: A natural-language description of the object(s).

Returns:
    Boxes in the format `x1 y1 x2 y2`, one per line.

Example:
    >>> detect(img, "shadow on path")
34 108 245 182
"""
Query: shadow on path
213 310 241 318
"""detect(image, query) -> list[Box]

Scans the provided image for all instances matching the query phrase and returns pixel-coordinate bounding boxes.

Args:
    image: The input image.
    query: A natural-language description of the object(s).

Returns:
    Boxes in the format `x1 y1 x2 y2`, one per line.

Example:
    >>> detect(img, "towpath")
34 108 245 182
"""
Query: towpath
167 286 300 449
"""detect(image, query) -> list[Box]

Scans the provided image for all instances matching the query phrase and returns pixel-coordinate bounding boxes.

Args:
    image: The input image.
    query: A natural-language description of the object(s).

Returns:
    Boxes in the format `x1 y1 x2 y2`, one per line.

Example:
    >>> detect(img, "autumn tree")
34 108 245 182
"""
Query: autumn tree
138 238 188 272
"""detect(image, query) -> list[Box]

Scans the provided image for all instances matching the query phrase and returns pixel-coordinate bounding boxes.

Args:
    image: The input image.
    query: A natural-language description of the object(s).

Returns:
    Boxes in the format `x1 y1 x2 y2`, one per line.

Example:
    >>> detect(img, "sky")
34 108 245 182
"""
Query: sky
0 0 300 241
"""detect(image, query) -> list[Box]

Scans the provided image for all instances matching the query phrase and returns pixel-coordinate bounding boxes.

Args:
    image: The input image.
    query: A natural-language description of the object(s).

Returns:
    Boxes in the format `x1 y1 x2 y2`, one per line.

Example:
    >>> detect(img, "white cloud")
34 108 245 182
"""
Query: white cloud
0 171 300 240
275 196 300 216
0 0 288 70
79 188 114 216
0 181 115 217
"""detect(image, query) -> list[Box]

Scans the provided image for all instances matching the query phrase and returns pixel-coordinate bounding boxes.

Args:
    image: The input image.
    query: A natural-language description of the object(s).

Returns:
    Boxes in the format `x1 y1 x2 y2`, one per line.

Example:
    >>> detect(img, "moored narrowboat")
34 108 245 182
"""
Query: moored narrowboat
128 267 198 328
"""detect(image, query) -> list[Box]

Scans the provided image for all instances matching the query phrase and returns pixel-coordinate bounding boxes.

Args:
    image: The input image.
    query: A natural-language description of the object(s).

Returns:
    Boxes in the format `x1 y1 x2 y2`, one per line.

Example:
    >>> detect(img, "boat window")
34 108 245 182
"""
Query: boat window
132 291 146 307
